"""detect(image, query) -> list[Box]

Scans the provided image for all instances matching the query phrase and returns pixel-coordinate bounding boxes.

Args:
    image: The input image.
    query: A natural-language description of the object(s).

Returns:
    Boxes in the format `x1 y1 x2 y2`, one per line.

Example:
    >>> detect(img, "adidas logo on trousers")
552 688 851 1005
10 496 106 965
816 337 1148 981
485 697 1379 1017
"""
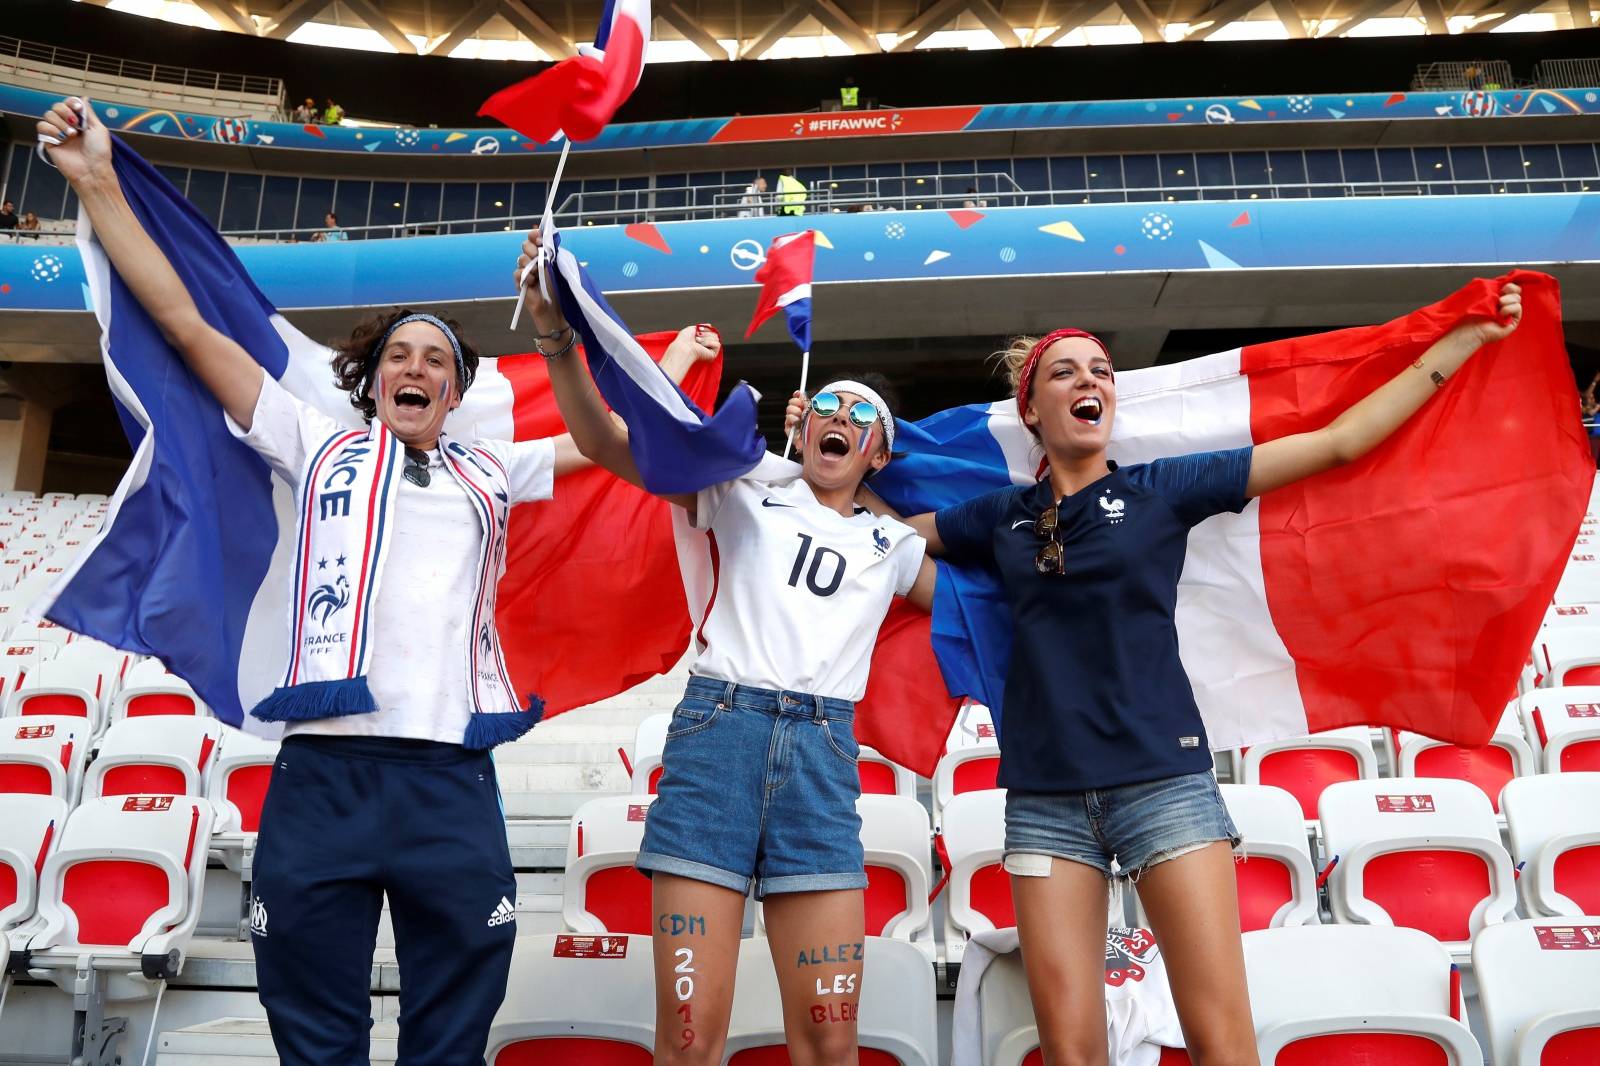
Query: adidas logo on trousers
487 896 516 927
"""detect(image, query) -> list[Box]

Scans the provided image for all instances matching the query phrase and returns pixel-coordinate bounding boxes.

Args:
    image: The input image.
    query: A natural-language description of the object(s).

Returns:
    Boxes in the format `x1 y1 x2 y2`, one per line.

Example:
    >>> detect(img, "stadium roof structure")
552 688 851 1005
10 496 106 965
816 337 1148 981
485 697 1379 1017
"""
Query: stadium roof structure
92 0 1597 61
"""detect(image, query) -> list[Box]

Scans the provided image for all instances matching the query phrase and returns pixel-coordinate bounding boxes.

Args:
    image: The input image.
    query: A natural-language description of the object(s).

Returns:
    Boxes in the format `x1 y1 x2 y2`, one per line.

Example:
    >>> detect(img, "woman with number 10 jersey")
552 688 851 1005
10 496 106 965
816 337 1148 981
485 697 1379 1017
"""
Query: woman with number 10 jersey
517 228 935 1065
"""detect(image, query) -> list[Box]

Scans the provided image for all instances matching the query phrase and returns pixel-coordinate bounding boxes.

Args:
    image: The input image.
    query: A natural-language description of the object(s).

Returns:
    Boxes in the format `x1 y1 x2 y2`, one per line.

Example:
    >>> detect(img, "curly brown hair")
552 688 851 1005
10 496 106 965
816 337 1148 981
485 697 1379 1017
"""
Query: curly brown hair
329 308 481 421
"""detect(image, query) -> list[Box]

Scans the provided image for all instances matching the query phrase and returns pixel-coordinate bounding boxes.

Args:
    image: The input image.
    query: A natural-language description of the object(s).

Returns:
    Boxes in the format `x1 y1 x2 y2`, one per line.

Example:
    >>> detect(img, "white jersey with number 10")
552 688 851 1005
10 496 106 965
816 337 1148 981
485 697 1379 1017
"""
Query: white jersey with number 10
687 474 925 702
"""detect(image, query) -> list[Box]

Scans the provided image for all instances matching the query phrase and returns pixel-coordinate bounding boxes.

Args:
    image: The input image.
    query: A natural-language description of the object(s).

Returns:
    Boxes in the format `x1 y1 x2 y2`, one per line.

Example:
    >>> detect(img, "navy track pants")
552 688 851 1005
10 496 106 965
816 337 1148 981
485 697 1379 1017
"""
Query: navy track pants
250 734 518 1066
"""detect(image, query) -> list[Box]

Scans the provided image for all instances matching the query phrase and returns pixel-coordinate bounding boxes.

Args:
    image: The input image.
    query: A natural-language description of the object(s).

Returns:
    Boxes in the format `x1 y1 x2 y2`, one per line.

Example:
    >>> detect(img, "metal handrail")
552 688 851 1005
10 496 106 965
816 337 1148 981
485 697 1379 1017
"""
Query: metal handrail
0 34 285 102
1410 59 1520 91
1532 58 1600 89
551 172 1027 219
215 174 1591 243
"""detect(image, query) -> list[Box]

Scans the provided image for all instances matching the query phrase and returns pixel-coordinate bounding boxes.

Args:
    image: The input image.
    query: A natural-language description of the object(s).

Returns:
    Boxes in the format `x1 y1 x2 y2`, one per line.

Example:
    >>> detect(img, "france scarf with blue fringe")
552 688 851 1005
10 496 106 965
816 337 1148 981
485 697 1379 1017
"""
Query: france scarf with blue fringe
248 416 542 749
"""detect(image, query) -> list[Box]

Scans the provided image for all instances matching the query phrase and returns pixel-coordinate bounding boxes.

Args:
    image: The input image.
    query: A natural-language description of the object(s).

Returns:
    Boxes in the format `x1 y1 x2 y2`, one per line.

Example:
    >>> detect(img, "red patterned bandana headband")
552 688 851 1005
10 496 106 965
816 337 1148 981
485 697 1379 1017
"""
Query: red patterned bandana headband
1015 328 1113 423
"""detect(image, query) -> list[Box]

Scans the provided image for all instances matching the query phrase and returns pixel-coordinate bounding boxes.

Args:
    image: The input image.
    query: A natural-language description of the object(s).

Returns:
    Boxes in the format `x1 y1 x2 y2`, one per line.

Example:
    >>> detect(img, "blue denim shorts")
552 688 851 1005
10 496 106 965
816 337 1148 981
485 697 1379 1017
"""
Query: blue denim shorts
636 676 867 899
1004 769 1240 880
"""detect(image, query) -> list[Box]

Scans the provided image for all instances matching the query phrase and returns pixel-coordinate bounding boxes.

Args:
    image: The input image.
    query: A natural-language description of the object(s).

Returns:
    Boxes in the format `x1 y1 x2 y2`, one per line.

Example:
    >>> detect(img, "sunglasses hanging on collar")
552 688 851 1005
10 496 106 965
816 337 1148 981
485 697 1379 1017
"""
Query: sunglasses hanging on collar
403 447 432 488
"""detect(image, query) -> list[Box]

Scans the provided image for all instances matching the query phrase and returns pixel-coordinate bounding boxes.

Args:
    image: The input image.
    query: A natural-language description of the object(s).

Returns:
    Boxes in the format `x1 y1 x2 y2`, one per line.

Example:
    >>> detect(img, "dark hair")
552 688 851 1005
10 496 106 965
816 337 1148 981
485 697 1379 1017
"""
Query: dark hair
329 307 481 421
325 211 338 223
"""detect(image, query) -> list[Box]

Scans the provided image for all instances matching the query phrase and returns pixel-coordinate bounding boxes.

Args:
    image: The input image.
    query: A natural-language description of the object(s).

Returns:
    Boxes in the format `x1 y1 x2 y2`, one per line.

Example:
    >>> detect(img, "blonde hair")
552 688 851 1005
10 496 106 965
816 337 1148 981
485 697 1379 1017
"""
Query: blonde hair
991 335 1040 396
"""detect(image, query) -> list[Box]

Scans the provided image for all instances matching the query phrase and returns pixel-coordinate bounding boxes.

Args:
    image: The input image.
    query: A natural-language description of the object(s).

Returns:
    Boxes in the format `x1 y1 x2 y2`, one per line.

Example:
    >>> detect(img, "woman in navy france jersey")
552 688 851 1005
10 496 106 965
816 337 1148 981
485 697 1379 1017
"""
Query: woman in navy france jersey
517 229 937 1066
818 291 1522 1065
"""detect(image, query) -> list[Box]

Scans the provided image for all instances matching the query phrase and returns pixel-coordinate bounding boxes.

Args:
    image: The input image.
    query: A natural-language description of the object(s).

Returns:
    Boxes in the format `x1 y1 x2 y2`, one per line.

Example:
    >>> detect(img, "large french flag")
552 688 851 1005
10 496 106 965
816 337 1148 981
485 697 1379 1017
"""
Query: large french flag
873 271 1591 752
747 230 816 353
478 0 650 144
36 139 717 730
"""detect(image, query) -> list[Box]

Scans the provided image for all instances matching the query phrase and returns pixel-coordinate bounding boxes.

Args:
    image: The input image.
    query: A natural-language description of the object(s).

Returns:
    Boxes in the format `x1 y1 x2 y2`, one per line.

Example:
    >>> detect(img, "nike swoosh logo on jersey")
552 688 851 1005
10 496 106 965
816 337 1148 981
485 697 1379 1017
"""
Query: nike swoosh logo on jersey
762 498 795 508
1011 519 1033 529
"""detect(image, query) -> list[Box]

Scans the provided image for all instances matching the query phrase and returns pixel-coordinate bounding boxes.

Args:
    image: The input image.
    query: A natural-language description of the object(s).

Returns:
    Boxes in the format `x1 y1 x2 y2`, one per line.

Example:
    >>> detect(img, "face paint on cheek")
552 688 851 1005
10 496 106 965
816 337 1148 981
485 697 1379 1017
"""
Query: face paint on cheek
439 378 450 407
857 425 875 455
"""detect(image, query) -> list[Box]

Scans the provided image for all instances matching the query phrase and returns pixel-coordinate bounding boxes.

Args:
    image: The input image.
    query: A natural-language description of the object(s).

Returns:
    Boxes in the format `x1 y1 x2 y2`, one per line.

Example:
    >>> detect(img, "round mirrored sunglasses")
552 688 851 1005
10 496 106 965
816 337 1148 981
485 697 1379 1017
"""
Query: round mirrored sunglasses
809 391 879 430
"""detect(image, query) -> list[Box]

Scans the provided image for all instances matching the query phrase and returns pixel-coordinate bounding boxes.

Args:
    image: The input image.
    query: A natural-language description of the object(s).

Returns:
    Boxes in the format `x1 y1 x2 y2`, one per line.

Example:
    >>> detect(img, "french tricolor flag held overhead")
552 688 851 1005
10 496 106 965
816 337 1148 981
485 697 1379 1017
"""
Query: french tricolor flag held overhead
477 0 651 144
872 271 1591 753
36 140 718 731
746 230 816 353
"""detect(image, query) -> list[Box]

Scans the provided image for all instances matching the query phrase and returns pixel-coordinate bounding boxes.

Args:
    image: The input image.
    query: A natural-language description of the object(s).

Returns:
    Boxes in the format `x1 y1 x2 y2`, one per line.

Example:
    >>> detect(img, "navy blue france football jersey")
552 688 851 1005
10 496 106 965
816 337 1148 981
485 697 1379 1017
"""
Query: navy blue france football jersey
935 449 1253 792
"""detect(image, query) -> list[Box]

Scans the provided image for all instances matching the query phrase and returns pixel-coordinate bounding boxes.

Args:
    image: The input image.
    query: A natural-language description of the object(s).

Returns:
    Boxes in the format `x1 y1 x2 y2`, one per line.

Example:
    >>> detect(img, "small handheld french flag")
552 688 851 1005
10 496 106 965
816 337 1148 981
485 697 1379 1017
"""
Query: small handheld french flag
746 230 816 353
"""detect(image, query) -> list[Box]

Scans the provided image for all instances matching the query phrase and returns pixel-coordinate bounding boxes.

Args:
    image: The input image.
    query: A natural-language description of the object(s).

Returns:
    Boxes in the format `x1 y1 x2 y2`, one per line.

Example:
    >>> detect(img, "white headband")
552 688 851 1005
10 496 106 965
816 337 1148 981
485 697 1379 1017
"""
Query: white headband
817 379 896 452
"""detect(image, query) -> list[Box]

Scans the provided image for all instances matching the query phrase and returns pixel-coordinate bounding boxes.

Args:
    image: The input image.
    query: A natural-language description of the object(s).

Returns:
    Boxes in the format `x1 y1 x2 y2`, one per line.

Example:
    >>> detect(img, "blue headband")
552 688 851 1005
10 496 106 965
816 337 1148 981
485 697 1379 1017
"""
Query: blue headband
373 313 465 379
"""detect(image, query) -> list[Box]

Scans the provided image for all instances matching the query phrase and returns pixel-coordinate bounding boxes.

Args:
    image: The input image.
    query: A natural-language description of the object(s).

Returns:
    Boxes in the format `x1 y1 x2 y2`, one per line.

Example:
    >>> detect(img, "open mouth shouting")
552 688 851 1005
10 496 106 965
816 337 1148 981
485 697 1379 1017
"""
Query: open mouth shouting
1070 395 1104 426
392 385 433 412
818 430 852 458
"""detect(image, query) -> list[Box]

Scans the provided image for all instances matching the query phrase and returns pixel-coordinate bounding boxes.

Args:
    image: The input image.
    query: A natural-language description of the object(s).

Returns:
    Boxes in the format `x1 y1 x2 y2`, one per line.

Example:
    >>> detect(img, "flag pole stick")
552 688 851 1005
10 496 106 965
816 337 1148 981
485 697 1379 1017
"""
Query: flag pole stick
510 137 573 331
783 348 810 459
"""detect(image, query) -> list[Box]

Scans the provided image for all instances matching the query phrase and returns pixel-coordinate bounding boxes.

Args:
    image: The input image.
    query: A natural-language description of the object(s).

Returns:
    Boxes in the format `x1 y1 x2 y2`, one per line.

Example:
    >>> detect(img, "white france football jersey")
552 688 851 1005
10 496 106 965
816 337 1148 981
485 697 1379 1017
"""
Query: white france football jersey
689 474 925 702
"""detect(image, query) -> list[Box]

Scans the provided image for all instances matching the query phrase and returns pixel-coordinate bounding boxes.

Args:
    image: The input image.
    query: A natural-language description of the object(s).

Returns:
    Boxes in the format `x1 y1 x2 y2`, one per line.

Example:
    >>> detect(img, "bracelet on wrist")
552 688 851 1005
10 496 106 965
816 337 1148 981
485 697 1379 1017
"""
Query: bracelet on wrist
538 329 578 360
533 322 571 341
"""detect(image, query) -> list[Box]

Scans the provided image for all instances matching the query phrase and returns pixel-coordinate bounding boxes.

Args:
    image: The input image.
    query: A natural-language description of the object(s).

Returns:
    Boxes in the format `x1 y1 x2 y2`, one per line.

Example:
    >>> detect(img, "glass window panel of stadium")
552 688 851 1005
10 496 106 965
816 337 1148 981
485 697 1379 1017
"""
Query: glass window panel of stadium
4 142 1593 234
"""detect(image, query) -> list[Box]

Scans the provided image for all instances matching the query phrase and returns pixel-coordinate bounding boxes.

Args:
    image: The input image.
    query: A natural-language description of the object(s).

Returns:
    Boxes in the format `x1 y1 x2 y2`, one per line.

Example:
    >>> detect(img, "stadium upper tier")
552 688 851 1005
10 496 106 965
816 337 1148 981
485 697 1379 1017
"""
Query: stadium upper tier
1 80 1596 162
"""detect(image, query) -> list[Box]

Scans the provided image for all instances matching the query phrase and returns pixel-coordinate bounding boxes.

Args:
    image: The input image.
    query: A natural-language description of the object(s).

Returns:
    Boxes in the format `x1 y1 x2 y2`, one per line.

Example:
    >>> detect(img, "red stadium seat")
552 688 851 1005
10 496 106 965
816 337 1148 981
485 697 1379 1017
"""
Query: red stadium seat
628 714 667 796
940 789 1009 963
1503 774 1600 918
1476 918 1600 1066
562 795 654 935
1392 703 1533 814
486 934 655 1061
0 715 86 804
1320 778 1517 956
1241 727 1378 821
496 1039 653 1064
83 717 222 803
1519 688 1600 773
1216 784 1319 931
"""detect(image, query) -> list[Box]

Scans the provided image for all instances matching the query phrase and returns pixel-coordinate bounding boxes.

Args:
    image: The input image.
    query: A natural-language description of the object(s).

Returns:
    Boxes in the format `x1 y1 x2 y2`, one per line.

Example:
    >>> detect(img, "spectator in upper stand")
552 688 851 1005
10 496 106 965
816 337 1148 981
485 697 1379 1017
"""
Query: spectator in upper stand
322 98 344 125
776 170 808 216
840 76 860 110
310 212 349 243
16 211 41 237
291 98 316 124
1464 64 1485 90
0 200 16 230
737 175 768 217
963 186 989 209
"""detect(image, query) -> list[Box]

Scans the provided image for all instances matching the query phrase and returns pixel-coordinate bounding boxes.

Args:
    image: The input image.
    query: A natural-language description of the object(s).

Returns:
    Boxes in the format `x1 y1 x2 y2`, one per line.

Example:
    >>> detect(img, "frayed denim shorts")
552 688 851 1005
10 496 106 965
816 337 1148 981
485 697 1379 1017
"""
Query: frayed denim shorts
636 675 867 899
1004 769 1240 880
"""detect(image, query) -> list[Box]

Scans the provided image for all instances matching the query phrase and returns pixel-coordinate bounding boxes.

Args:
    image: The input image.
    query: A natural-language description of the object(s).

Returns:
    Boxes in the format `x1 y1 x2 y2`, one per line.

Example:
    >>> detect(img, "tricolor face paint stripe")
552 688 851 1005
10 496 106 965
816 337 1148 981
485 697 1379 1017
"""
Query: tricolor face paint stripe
858 425 875 455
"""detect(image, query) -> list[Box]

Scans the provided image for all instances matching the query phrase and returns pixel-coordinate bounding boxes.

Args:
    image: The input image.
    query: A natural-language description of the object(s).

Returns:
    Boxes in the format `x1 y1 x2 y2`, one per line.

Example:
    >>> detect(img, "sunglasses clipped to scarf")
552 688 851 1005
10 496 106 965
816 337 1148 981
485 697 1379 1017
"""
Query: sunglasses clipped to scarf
403 447 433 488
808 392 879 429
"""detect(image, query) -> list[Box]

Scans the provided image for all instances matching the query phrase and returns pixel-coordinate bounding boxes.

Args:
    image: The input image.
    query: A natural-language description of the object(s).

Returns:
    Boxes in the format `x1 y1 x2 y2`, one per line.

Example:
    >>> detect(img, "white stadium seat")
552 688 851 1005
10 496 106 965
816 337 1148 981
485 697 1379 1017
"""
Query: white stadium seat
944 700 997 751
1218 783 1321 931
1244 925 1481 1064
208 731 280 838
0 793 68 943
1518 687 1600 773
755 795 934 953
939 788 1010 964
722 936 938 1065
856 746 917 799
628 712 669 795
108 657 208 721
1502 773 1600 919
27 793 215 999
932 742 1002 817
6 618 72 649
0 715 88 804
4 657 110 735
1474 917 1600 1066
1534 627 1600 687
1389 701 1534 815
0 640 58 705
562 794 655 935
83 717 223 802
486 933 656 1064
0 590 32 637
1240 725 1380 822
1320 777 1518 956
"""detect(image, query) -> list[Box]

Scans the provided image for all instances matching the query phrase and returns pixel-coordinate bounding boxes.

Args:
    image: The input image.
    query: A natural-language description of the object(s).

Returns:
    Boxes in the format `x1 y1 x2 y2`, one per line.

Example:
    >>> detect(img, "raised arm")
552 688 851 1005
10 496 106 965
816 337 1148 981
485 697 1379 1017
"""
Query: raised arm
1245 281 1522 498
517 229 702 508
39 98 263 428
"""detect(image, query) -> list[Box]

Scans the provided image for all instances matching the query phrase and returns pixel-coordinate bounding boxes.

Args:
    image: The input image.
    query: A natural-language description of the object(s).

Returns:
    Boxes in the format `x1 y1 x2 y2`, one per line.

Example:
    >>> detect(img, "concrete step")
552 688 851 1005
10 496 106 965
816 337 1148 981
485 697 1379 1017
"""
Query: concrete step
496 762 631 793
502 788 631 820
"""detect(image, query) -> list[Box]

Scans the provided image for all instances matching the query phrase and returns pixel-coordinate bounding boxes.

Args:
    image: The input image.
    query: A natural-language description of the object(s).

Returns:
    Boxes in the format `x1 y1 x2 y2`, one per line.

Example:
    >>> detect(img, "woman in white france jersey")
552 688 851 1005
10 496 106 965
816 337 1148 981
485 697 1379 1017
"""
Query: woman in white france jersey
38 97 715 1066
518 228 937 1065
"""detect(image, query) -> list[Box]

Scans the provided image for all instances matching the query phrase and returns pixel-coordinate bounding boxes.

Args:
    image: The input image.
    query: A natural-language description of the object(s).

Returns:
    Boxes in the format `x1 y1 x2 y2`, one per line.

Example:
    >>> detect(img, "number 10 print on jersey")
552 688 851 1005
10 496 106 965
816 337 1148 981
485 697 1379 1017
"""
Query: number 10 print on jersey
684 471 925 703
